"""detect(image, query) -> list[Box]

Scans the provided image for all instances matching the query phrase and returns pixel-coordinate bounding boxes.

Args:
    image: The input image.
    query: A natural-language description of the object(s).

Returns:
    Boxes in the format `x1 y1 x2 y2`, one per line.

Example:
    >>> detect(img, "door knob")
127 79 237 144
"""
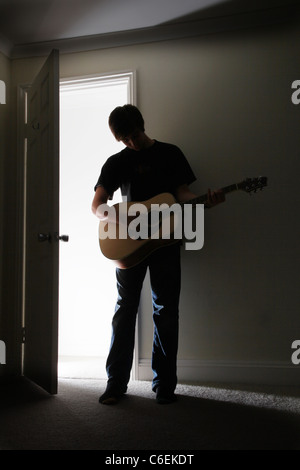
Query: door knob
38 233 69 242
55 233 69 242
38 233 51 242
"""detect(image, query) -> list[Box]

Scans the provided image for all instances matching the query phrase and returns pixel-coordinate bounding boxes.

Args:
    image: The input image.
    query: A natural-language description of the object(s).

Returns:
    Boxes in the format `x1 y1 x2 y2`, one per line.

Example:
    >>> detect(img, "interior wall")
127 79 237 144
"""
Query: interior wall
8 17 300 384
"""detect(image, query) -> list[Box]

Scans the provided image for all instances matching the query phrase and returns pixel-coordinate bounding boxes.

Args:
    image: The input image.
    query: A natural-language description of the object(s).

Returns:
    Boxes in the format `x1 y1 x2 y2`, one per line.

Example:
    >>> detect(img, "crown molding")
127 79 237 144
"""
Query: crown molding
2 4 300 59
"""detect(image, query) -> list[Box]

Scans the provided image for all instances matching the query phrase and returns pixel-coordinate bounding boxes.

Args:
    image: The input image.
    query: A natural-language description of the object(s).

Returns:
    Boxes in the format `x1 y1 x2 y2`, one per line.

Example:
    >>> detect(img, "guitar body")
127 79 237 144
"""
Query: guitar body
99 193 179 269
98 177 267 269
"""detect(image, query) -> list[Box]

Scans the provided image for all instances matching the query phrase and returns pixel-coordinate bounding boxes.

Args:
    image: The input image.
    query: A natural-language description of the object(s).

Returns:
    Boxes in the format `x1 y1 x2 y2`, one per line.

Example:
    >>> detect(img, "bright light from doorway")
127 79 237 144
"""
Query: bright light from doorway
58 73 134 378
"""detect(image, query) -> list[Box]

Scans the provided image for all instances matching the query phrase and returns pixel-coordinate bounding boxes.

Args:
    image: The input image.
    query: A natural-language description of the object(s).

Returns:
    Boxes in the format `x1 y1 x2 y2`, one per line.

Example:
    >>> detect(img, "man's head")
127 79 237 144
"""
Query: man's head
109 104 152 151
109 105 145 142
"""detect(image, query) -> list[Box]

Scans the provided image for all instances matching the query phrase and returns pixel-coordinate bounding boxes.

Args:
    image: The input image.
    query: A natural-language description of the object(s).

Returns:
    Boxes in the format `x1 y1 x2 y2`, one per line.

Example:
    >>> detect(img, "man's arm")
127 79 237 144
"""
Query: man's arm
91 186 110 219
175 184 225 208
175 184 198 203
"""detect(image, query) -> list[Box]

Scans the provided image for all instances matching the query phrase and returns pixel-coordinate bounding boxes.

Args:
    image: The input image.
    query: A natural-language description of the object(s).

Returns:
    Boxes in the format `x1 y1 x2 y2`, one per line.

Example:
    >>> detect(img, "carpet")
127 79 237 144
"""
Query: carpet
0 377 300 450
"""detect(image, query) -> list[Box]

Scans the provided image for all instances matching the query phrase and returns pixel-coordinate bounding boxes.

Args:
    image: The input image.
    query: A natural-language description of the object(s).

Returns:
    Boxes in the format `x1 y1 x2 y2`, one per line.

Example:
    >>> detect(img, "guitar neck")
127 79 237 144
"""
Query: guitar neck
185 183 240 207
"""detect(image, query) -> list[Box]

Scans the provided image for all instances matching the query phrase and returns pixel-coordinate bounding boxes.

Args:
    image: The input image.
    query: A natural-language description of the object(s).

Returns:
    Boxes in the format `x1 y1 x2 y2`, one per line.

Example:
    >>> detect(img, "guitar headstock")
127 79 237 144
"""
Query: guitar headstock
239 177 268 194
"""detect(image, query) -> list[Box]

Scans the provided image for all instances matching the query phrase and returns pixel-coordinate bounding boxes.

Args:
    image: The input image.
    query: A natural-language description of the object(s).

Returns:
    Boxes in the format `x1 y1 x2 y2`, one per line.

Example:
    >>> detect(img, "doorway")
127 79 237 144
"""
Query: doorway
58 72 135 379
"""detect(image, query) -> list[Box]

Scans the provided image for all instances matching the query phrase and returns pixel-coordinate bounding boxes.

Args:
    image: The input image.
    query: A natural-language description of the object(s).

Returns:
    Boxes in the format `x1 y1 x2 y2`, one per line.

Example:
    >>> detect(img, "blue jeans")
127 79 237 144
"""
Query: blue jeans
105 243 181 393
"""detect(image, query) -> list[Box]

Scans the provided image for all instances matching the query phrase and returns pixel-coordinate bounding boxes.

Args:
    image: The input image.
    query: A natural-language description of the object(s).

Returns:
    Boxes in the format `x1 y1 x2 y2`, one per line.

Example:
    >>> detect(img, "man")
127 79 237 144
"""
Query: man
92 105 224 405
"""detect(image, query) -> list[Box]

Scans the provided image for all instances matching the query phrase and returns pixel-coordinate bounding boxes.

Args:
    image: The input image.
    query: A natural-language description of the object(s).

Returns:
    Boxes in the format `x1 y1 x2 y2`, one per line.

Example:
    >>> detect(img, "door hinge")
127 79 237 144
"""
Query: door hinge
21 327 26 344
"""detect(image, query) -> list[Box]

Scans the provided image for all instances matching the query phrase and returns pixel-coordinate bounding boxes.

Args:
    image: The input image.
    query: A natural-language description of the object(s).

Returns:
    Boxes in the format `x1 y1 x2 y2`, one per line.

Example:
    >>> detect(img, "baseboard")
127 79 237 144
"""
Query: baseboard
137 359 300 387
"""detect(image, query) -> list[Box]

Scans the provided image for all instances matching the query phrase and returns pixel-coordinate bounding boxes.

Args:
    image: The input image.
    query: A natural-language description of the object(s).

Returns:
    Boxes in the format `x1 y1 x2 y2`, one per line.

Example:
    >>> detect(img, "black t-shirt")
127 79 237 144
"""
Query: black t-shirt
94 140 196 202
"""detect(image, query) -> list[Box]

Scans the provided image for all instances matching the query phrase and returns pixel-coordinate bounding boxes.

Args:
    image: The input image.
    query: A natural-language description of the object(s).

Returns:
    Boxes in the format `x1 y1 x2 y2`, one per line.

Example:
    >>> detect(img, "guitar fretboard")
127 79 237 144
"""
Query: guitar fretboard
183 183 240 207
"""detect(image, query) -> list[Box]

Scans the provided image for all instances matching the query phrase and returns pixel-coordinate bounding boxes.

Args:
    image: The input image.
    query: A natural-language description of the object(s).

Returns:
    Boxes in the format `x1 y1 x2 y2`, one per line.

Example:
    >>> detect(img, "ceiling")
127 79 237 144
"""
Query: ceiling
0 0 299 58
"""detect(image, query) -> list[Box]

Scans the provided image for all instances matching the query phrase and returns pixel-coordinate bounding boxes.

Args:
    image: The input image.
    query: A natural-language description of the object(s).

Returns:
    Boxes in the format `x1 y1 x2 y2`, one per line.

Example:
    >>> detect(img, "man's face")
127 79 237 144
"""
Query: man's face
121 129 145 151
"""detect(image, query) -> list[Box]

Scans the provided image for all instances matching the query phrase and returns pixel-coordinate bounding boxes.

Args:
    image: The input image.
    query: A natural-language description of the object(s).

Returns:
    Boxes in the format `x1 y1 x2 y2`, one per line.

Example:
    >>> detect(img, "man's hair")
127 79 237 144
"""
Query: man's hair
108 104 145 141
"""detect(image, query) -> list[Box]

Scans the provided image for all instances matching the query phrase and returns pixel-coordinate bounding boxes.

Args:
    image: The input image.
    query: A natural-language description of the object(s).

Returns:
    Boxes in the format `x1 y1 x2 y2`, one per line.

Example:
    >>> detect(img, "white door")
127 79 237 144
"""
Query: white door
23 49 61 394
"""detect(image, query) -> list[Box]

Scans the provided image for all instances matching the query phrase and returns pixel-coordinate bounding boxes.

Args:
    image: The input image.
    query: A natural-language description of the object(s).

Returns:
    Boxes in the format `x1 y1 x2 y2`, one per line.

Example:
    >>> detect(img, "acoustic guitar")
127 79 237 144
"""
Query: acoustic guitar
98 177 267 269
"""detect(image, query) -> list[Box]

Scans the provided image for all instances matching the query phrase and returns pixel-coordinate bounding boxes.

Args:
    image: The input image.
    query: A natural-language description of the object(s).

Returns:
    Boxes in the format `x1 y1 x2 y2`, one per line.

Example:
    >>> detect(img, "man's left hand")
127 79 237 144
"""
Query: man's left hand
206 188 225 208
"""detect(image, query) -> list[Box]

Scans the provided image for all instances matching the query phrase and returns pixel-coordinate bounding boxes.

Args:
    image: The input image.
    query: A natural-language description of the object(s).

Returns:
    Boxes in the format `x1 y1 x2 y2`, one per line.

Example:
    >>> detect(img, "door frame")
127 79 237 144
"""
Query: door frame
59 70 139 381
